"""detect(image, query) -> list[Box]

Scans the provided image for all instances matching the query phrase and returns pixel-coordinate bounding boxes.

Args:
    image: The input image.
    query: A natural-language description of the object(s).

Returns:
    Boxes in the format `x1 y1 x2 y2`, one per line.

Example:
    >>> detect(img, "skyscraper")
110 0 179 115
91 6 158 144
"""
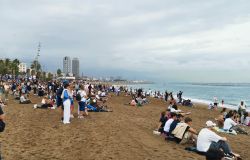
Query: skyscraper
72 57 79 77
63 56 71 75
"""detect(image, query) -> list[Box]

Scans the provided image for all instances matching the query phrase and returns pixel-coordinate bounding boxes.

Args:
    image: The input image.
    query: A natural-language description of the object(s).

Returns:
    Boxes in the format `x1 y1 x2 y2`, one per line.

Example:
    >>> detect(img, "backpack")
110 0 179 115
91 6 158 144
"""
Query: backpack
76 93 81 101
0 120 5 132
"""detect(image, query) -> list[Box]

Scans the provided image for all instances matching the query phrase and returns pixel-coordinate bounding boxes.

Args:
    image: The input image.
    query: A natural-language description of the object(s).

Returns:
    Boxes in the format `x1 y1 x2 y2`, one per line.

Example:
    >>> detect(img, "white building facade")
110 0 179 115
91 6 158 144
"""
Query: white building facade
18 63 27 73
63 56 71 75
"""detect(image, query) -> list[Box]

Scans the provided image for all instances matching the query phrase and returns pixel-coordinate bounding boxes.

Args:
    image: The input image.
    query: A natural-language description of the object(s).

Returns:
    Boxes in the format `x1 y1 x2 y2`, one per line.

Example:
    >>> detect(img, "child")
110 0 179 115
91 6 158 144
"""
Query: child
78 95 88 118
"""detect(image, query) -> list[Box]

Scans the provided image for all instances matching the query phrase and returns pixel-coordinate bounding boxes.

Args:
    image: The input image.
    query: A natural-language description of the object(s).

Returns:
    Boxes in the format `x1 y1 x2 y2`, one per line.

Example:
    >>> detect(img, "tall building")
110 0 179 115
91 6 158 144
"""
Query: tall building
72 57 79 77
63 56 71 75
18 63 27 73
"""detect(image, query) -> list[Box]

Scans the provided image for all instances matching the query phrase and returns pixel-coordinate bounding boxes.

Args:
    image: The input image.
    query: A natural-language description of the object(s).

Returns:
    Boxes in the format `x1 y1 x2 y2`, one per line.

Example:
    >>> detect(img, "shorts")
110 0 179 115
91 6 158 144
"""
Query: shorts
214 103 218 106
56 97 63 107
78 101 86 111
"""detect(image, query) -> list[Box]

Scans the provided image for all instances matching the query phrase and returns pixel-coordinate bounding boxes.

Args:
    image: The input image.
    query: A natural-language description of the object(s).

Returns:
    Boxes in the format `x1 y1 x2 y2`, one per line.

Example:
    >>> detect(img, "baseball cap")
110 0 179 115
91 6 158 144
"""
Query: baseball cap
206 120 216 127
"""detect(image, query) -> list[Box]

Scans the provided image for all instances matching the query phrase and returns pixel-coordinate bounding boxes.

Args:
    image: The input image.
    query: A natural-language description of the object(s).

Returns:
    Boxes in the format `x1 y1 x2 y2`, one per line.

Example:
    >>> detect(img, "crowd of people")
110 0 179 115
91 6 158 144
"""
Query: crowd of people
151 90 249 160
1 74 250 159
0 74 115 125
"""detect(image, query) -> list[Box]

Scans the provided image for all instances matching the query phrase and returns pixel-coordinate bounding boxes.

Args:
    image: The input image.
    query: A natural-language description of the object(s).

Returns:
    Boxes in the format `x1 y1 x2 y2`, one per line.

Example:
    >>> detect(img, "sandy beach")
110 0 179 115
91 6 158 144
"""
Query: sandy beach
0 94 249 160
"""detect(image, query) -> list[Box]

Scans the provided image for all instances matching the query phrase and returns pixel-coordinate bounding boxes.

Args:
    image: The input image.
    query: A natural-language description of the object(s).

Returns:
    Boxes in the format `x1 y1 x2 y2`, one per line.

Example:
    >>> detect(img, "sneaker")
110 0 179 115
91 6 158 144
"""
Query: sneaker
33 104 37 109
63 122 70 124
153 130 161 135
51 106 56 110
224 154 235 160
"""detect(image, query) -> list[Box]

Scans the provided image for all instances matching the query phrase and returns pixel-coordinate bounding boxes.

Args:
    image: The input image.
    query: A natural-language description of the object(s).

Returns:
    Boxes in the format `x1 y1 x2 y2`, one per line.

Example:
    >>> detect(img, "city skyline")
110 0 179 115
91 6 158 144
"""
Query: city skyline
1 1 250 83
72 57 79 77
63 56 71 75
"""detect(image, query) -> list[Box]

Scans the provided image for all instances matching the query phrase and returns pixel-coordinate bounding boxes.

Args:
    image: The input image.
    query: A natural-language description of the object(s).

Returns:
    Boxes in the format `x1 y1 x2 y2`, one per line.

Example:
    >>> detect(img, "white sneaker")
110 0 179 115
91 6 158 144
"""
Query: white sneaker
51 106 56 110
33 104 37 109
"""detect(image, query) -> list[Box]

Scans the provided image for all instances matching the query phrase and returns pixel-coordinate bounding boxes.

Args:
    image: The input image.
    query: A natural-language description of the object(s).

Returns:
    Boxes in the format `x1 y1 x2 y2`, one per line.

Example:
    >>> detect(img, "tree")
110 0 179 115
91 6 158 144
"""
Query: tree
0 59 4 74
11 59 20 75
3 58 11 74
57 69 62 77
0 58 20 75
47 72 53 81
42 71 46 81
36 71 41 79
30 60 41 72
31 70 35 76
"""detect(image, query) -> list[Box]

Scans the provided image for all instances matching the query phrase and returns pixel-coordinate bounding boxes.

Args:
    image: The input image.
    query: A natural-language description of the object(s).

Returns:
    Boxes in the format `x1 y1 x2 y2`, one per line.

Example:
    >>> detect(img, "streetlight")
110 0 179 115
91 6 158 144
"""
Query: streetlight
35 42 41 75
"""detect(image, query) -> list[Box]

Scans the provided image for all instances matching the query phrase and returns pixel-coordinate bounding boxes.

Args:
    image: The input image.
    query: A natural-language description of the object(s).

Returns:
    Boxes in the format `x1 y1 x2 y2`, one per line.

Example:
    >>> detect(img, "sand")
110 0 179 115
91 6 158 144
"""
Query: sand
0 94 249 160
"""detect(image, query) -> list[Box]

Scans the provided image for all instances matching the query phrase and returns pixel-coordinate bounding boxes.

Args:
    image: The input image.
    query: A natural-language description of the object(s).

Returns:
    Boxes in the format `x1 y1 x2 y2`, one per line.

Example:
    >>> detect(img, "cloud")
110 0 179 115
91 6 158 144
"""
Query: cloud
0 0 250 82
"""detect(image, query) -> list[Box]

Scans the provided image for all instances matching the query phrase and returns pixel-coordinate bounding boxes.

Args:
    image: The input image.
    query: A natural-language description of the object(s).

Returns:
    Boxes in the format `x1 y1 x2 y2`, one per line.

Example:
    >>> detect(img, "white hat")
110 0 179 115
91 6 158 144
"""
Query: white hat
206 120 216 127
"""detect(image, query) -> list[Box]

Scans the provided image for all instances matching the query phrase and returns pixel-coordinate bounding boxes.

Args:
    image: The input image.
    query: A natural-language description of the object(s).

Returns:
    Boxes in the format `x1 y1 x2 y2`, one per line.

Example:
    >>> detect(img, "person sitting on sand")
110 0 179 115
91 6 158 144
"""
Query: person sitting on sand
0 98 7 108
242 112 250 126
34 96 55 109
197 120 240 159
220 108 228 119
86 96 112 112
169 114 184 137
20 93 31 104
182 99 193 107
163 112 177 136
215 115 225 129
168 102 191 116
172 117 198 144
156 110 170 134
223 112 248 135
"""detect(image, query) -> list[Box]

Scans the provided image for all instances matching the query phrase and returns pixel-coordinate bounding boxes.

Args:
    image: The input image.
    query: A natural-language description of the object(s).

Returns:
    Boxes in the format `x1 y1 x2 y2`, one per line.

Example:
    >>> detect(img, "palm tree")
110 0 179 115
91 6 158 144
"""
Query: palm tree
4 58 11 74
0 59 4 74
11 59 20 75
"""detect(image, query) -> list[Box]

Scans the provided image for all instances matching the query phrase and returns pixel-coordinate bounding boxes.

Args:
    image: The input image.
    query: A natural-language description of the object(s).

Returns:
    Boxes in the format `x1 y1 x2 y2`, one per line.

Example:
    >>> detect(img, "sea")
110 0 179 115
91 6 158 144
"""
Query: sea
127 83 250 111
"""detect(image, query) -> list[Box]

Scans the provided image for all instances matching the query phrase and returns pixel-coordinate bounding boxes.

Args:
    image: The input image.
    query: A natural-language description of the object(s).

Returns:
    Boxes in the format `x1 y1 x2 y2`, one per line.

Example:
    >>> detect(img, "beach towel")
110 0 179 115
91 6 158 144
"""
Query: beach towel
87 104 98 111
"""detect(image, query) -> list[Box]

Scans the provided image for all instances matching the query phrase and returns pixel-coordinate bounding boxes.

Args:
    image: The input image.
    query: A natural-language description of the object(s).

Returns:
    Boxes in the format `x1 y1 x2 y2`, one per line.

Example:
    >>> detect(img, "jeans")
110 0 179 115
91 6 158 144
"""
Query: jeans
231 125 248 134
209 140 231 154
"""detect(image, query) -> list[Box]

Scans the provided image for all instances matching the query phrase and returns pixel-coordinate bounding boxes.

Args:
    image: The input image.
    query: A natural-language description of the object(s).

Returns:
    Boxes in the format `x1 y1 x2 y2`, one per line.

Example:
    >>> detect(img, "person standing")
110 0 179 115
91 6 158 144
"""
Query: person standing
3 83 10 101
61 82 72 124
238 101 247 118
213 97 218 110
164 91 169 102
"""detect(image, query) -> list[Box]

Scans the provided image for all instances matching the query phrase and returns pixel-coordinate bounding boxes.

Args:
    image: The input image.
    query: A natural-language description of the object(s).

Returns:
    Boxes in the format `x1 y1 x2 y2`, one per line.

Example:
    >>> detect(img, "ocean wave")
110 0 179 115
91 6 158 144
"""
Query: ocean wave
190 83 250 87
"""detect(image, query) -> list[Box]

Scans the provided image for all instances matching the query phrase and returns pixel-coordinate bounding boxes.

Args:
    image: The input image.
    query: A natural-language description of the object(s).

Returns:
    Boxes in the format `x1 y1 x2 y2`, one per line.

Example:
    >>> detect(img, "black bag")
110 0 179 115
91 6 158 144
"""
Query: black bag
76 93 81 101
0 120 5 132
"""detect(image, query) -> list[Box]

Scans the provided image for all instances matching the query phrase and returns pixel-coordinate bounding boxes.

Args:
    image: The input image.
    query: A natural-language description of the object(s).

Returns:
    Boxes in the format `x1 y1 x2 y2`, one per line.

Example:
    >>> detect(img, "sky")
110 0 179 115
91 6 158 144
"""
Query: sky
1 0 250 83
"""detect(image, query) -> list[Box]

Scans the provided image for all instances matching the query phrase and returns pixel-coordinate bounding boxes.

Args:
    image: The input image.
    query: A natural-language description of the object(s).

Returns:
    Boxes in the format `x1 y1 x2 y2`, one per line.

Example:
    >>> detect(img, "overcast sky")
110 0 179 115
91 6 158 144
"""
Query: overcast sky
1 0 250 82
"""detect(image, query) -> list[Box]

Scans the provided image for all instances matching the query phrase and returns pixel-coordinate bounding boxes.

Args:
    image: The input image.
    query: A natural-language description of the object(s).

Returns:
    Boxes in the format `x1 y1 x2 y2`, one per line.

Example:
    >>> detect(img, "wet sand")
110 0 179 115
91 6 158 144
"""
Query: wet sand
0 94 249 160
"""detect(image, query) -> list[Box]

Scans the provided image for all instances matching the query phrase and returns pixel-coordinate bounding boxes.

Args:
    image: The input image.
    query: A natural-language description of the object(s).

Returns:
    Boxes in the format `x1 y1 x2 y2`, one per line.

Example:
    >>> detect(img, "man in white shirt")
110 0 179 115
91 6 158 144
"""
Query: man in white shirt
163 112 177 136
223 112 248 135
197 120 239 159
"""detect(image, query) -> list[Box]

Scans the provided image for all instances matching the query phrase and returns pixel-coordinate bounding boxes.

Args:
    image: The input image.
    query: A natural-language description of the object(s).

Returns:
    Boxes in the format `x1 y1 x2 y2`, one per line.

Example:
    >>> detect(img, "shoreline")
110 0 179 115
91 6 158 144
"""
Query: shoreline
189 97 250 112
